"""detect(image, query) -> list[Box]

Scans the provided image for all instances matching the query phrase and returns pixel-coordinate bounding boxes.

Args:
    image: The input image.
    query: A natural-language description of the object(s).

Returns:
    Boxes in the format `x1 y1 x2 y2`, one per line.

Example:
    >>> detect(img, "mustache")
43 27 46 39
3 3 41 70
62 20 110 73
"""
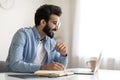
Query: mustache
52 28 57 31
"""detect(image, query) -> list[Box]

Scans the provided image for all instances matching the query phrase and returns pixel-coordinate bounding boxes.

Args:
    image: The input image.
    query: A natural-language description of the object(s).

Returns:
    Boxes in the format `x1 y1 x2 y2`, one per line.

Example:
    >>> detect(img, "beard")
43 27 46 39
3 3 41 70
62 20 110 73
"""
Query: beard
43 24 56 38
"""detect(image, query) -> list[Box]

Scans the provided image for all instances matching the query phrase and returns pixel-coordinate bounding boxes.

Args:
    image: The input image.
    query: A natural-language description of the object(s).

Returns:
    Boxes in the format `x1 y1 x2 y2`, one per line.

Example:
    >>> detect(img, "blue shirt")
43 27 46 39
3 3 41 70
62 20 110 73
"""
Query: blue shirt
5 26 68 72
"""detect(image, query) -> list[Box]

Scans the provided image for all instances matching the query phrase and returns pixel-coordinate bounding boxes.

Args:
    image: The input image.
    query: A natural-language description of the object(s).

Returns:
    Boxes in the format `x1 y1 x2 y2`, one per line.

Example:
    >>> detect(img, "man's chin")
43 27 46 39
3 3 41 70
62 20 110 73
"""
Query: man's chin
48 35 54 38
47 34 54 38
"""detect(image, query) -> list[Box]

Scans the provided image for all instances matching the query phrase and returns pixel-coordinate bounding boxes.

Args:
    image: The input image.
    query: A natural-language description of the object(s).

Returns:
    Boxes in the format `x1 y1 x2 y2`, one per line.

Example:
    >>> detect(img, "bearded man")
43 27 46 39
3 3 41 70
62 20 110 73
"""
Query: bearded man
5 4 68 73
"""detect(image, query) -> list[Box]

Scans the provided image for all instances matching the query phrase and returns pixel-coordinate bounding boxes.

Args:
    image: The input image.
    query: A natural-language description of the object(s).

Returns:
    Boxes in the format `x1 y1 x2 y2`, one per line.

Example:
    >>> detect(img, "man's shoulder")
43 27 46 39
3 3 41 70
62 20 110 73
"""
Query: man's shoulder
17 27 32 32
16 27 33 34
12 27 34 38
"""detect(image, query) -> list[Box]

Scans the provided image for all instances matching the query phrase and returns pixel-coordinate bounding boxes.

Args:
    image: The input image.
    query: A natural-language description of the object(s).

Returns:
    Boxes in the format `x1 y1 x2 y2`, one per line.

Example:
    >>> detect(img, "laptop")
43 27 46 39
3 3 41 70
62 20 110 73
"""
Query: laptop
70 52 102 75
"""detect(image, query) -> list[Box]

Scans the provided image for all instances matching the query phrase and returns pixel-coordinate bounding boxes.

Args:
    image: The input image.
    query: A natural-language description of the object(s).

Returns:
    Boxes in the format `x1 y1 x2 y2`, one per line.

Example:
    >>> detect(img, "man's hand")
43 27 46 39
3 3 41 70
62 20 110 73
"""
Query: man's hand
40 62 64 70
54 42 67 56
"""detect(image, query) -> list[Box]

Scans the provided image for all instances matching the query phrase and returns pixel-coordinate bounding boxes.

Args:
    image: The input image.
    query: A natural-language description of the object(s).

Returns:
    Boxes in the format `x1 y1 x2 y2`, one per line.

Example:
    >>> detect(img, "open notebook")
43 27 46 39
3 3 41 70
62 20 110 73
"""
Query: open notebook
34 70 74 77
70 52 102 75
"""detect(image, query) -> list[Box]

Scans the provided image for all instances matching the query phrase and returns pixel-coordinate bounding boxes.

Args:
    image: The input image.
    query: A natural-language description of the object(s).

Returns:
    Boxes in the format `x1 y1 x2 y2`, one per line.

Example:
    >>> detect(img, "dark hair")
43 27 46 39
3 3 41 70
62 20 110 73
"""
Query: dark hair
35 4 62 26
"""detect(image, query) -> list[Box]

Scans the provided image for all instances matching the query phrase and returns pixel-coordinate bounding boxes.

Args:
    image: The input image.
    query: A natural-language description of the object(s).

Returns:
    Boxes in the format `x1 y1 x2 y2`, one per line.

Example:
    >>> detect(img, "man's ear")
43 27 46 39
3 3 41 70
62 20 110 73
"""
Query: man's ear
40 19 46 27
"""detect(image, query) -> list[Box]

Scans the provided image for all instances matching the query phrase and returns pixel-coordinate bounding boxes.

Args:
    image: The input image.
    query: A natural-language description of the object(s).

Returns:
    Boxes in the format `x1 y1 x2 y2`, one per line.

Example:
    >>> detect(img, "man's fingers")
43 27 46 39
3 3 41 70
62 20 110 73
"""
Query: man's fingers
54 42 65 51
55 62 64 69
53 62 64 70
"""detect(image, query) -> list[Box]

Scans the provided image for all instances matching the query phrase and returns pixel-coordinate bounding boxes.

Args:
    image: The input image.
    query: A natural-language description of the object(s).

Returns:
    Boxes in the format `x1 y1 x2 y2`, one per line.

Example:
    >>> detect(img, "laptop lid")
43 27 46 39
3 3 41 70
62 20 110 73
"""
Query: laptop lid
93 52 102 73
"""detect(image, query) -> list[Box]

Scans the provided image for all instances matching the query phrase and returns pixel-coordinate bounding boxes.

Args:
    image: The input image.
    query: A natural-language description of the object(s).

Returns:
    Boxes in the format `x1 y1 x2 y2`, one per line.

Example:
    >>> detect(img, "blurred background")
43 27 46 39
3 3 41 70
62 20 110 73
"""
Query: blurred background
0 0 120 70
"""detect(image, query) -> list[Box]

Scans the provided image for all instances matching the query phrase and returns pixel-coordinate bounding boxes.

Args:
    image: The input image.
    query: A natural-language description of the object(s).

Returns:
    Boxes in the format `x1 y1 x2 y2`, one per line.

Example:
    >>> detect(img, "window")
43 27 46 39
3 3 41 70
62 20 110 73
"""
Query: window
73 0 120 59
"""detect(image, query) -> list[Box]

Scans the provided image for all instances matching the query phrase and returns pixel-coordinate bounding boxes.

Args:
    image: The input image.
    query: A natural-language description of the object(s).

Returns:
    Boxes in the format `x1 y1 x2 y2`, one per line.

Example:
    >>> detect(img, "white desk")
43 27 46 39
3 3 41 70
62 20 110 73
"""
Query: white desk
0 68 120 80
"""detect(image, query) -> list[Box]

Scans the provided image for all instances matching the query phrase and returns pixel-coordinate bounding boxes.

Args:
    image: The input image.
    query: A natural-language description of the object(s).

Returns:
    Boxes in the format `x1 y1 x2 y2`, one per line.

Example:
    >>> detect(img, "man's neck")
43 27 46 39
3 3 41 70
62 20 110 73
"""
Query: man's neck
37 26 46 40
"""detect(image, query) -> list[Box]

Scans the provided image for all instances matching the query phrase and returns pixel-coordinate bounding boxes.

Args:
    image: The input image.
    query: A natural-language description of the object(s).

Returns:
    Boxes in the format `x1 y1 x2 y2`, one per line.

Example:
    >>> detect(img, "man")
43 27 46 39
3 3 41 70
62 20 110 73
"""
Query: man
5 4 68 72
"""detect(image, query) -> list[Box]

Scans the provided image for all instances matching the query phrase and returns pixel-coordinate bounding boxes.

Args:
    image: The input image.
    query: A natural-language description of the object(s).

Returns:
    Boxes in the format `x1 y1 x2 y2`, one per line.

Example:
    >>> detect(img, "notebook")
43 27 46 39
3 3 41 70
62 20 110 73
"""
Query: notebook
34 70 74 77
70 52 102 75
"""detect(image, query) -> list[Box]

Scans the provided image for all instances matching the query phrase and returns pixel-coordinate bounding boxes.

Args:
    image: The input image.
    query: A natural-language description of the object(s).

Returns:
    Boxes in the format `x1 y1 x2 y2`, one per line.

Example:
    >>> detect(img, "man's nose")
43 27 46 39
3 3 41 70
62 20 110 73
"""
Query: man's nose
56 22 61 29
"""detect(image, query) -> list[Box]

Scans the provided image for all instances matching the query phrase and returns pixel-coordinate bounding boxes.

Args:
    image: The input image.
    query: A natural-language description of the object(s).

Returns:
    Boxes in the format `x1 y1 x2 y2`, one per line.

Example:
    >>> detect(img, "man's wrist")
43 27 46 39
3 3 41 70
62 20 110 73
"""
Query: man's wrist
61 54 67 57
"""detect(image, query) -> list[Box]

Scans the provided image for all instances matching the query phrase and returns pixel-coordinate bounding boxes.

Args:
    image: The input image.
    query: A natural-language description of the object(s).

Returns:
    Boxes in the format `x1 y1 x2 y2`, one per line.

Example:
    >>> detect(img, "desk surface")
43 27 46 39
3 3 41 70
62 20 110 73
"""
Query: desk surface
0 68 120 80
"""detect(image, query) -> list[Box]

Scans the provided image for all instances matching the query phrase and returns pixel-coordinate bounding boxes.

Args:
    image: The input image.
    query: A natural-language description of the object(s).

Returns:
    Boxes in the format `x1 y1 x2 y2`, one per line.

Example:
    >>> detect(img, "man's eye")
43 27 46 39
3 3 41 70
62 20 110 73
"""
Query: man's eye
53 22 57 25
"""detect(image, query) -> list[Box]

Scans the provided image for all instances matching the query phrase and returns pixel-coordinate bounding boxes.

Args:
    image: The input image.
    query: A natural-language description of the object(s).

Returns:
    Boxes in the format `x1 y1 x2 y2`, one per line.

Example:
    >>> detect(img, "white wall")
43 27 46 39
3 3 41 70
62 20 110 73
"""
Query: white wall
0 0 75 68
